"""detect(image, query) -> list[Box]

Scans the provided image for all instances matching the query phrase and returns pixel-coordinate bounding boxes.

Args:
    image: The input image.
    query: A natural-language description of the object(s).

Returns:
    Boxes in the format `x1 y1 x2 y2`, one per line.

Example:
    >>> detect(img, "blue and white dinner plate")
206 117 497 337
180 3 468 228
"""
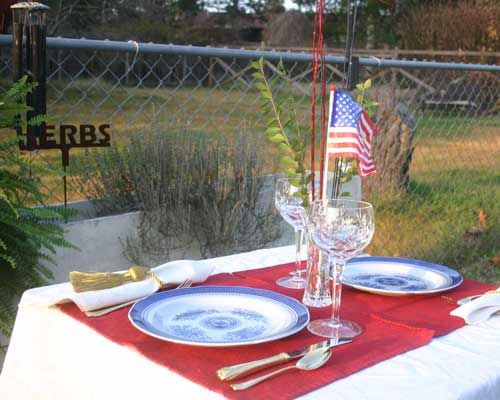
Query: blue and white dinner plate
128 286 309 346
343 257 463 296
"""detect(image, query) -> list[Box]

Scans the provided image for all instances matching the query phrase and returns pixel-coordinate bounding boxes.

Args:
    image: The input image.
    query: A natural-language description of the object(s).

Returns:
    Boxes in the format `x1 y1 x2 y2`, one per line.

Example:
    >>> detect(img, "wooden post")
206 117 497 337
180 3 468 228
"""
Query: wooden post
480 46 486 64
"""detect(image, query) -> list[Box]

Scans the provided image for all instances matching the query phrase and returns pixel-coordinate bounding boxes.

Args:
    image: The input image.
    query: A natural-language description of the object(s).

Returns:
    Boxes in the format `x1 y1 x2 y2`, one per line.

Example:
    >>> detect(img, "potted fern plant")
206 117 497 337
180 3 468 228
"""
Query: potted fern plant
0 77 76 336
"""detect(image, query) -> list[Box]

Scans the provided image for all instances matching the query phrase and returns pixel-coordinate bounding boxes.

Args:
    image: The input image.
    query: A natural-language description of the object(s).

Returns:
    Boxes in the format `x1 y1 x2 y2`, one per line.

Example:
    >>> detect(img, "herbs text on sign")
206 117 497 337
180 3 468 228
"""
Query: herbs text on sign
17 124 111 166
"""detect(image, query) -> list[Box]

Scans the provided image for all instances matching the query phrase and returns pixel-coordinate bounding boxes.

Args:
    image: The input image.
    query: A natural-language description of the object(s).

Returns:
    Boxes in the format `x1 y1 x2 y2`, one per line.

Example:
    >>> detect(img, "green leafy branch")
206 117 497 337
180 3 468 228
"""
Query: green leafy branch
251 57 310 205
356 79 379 118
251 58 379 201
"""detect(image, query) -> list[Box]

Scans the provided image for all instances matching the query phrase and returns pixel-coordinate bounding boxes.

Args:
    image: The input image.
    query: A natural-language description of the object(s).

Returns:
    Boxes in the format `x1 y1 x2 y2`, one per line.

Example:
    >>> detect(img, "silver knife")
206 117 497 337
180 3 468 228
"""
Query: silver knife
216 338 352 381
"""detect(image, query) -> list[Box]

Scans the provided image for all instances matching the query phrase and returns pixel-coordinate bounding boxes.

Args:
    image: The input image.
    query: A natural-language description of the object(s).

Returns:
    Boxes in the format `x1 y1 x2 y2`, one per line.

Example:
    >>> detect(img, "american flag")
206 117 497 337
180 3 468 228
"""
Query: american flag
326 89 377 177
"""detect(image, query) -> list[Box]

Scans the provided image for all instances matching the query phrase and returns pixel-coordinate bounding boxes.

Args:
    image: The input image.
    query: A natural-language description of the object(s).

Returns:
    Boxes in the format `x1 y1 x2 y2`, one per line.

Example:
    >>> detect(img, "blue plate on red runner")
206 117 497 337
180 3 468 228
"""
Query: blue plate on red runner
343 257 463 296
129 286 309 346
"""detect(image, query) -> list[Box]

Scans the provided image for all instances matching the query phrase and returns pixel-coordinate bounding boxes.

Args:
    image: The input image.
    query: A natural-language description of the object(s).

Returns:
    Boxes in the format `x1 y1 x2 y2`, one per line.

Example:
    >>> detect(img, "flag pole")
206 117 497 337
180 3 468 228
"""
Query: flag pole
321 85 336 200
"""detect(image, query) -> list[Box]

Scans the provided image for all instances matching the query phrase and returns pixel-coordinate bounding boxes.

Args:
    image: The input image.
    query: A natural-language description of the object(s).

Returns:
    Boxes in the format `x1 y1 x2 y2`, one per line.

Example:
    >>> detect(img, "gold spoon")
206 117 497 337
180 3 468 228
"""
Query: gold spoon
231 347 332 391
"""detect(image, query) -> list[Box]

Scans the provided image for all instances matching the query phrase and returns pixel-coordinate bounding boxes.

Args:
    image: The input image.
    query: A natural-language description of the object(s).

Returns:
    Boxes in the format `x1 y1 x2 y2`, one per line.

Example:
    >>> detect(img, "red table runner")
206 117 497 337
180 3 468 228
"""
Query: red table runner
58 262 496 400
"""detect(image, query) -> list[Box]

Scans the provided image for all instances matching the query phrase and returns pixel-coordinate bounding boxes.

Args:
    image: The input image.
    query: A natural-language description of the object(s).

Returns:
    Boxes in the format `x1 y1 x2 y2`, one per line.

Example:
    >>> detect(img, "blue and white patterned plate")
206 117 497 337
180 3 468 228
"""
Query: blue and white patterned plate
343 257 463 296
128 286 309 347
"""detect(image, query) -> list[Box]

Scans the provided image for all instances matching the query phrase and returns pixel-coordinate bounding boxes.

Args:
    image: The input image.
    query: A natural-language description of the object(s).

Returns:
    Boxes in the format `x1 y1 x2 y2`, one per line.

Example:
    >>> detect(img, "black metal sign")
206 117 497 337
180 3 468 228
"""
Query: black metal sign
17 124 111 167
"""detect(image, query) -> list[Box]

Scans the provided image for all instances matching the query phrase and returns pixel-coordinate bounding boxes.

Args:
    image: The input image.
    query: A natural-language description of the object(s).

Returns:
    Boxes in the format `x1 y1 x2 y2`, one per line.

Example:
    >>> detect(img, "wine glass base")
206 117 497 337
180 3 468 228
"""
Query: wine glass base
276 275 306 289
307 319 362 338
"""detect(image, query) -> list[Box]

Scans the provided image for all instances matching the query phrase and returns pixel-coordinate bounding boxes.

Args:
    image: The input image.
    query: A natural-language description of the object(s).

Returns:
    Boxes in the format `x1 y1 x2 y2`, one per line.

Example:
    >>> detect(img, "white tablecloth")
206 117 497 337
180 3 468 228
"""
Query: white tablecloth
1 246 500 400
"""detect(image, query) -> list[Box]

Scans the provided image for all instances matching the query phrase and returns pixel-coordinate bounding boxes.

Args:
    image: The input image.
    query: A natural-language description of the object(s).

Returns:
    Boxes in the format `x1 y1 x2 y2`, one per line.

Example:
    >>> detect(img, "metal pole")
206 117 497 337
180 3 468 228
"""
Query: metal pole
63 167 67 207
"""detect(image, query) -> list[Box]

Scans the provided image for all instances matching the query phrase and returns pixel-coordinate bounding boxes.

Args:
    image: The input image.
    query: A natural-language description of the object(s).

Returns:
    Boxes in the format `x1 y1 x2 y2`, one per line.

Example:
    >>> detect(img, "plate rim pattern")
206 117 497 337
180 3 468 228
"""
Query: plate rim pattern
343 256 463 295
128 285 310 346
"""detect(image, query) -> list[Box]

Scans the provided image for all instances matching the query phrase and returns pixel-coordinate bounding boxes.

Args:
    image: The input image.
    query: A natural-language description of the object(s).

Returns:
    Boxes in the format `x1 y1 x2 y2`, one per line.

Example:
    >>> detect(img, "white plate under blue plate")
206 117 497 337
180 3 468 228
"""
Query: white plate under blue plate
343 257 463 296
128 286 309 347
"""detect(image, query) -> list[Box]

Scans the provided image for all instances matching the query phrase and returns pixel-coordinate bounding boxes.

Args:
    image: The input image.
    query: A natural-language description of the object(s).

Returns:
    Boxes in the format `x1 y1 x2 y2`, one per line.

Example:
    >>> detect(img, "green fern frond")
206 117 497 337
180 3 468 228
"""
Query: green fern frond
0 78 77 336
19 206 68 221
0 253 16 269
0 103 32 113
0 191 18 216
4 76 37 103
28 114 51 127
38 252 57 266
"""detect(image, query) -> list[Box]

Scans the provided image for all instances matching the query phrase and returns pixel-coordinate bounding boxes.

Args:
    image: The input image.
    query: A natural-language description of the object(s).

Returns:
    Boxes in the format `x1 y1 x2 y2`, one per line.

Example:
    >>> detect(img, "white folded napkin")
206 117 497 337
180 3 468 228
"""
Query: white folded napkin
450 292 500 324
19 260 215 312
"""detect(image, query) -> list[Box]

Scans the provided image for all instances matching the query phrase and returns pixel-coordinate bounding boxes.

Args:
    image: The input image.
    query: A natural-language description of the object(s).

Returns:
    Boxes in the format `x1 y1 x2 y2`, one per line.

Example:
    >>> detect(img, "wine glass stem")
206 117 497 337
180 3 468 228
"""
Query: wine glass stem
294 228 304 277
329 258 345 325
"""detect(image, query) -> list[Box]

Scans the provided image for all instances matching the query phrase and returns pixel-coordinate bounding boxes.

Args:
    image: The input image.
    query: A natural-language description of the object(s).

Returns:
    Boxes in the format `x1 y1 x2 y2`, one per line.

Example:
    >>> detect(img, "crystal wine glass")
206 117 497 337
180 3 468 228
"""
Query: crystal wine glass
274 176 307 289
307 199 375 338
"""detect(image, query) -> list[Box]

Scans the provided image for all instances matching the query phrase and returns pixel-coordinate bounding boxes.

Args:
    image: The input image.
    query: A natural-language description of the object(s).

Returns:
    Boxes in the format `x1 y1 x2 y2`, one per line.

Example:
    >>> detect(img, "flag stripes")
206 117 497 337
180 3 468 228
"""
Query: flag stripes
325 90 377 178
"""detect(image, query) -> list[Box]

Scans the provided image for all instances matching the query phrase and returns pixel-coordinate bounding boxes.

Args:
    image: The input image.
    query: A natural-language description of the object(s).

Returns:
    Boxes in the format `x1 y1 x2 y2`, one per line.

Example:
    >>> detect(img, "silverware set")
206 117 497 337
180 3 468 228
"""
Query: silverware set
216 338 352 390
218 288 500 390
231 347 333 390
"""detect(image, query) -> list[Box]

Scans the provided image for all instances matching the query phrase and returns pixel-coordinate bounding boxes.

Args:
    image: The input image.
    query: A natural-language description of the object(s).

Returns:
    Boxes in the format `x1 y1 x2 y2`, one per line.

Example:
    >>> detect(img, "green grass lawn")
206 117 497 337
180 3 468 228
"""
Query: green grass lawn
369 112 500 283
3 79 499 283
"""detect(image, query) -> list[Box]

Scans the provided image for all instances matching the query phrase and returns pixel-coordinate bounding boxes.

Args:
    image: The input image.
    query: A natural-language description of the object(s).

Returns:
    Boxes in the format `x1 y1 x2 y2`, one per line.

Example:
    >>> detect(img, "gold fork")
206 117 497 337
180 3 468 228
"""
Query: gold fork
85 279 193 317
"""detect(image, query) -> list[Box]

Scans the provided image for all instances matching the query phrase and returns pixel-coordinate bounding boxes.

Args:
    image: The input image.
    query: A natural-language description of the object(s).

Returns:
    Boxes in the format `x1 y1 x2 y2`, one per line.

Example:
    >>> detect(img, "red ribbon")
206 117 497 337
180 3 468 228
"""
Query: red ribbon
311 0 328 200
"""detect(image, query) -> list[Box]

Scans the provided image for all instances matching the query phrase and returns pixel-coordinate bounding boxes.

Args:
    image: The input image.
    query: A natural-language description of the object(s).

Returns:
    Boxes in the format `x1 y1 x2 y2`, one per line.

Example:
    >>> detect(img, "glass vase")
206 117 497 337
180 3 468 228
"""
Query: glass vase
302 234 332 307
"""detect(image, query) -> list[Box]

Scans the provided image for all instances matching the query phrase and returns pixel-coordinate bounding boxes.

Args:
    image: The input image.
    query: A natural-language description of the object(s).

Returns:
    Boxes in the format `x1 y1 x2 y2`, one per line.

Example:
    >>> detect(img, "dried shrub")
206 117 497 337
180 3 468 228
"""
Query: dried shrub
399 0 500 52
72 129 281 264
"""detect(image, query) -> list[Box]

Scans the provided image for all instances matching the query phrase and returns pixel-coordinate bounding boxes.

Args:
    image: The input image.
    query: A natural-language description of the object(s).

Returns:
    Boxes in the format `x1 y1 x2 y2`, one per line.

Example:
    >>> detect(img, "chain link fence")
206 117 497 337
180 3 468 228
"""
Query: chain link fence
0 36 499 279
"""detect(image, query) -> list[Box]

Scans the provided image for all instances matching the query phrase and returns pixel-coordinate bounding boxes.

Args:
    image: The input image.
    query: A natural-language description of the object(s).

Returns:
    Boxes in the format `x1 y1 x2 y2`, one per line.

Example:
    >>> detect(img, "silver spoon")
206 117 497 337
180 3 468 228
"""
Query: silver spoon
231 347 332 391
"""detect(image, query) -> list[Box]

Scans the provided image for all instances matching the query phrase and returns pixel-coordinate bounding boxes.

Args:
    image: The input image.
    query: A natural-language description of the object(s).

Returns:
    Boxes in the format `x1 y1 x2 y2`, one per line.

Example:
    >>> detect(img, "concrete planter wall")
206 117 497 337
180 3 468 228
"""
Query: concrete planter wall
47 210 142 283
46 175 361 283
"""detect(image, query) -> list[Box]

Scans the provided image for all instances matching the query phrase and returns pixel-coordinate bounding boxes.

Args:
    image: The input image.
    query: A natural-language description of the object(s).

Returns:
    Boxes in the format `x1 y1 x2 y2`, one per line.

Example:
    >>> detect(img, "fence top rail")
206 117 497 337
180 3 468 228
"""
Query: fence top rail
1 35 500 72
235 44 500 58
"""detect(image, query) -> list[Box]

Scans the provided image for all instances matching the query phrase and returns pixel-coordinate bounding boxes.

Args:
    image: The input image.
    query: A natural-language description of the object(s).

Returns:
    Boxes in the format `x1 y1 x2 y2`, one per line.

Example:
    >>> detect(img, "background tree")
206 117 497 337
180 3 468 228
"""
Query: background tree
246 0 285 14
398 0 500 51
291 0 315 12
44 0 205 38
175 0 205 17
45 0 113 35
263 10 312 46
288 0 399 47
